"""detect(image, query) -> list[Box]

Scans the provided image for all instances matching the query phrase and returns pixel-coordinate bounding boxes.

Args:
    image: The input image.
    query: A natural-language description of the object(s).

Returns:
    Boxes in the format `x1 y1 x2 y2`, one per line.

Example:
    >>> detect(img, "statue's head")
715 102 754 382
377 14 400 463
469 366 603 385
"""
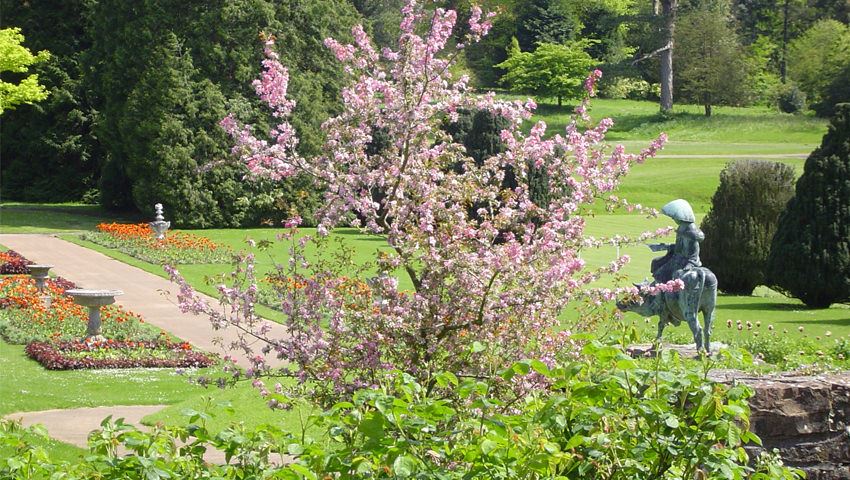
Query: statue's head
661 199 695 223
616 282 661 316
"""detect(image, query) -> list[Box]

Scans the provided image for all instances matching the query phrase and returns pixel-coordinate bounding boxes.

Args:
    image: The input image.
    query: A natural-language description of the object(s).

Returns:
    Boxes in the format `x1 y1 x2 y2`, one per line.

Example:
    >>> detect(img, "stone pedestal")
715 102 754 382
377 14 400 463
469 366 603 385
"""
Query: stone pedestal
65 289 123 340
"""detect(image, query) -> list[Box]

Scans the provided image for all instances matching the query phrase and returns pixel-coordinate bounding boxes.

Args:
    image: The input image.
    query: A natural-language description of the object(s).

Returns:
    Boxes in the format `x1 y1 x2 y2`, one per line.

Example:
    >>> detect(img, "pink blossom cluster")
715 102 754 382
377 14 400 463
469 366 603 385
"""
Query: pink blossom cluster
178 0 668 397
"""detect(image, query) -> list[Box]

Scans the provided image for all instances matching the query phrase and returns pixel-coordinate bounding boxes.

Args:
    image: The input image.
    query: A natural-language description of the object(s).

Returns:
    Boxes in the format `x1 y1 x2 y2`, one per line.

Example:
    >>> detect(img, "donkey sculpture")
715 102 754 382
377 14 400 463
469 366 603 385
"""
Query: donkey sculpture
617 267 718 353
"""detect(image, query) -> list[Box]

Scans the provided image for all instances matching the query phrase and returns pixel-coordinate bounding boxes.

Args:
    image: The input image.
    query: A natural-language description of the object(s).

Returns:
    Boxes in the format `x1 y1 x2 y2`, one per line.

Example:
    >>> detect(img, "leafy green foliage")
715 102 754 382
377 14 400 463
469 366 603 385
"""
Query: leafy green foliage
0 1 99 203
767 104 850 307
85 0 357 226
0 27 49 113
700 160 796 294
787 19 850 109
0 342 806 479
674 2 752 116
497 38 597 106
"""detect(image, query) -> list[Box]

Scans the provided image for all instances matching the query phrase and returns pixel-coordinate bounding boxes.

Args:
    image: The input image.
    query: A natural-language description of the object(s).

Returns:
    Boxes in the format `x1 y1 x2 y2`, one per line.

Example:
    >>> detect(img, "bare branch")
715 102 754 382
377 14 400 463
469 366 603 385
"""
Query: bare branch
631 43 672 65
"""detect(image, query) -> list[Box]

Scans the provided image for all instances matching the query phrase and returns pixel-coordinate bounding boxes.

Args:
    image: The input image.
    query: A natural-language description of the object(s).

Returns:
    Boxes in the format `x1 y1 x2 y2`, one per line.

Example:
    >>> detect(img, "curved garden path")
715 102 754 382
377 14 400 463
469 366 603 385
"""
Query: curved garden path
1 233 294 460
5 405 240 464
0 233 287 368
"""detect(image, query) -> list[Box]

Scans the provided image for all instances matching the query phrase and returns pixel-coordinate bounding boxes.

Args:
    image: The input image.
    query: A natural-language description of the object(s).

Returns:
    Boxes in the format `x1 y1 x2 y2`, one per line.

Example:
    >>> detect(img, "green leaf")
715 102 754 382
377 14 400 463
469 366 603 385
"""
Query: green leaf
529 359 552 376
288 463 317 480
481 439 499 454
392 455 417 477
434 371 459 388
616 358 637 370
471 341 486 353
564 434 585 450
665 417 680 429
358 411 385 441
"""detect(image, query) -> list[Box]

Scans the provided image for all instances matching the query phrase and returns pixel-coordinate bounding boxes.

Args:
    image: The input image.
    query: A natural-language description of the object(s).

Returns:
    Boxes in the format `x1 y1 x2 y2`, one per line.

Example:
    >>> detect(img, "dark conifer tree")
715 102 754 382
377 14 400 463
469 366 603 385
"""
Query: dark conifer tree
767 104 850 307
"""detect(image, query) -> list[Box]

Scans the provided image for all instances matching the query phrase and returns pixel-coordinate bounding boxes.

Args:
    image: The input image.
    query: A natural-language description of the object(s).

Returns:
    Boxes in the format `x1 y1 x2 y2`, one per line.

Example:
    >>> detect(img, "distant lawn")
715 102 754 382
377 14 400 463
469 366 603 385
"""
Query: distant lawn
529 98 827 152
614 156 805 214
0 202 141 234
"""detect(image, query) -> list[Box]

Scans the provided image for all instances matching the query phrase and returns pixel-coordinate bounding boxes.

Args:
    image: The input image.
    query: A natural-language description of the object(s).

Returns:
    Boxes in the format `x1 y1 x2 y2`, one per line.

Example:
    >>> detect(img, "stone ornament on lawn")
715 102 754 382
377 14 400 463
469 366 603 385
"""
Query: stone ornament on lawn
617 199 718 354
65 289 123 340
28 264 53 307
149 203 170 240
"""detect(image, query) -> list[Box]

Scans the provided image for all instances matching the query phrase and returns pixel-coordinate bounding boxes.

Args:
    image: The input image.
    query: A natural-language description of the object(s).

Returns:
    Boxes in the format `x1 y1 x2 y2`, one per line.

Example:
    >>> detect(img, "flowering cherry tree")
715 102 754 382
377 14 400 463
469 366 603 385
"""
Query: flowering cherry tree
169 0 674 399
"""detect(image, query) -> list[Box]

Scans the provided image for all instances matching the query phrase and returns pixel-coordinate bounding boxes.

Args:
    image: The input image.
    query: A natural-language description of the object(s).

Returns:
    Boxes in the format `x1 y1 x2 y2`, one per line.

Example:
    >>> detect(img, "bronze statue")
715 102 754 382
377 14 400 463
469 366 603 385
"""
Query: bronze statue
617 199 718 354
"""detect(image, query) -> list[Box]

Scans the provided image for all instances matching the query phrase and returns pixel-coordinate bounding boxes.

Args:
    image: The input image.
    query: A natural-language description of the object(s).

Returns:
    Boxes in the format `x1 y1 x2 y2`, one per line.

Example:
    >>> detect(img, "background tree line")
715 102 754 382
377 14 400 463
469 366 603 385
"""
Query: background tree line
1 0 848 226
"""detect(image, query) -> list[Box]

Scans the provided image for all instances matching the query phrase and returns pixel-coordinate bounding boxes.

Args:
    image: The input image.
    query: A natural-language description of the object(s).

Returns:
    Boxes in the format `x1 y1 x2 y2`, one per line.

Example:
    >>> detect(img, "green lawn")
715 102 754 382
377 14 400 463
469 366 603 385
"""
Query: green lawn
0 342 206 417
0 339 208 461
0 203 141 234
531 98 827 152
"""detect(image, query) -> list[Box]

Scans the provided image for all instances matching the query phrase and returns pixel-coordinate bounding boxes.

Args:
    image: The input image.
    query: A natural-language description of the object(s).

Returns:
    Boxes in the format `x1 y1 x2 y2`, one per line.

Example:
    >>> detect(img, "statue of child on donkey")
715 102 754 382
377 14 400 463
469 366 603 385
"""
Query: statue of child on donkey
617 199 718 354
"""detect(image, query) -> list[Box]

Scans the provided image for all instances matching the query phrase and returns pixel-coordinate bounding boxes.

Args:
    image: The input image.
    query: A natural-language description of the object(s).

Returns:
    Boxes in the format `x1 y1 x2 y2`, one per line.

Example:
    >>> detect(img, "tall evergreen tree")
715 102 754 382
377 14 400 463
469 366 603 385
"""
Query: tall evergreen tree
84 0 358 226
675 0 751 116
0 0 98 202
515 0 581 52
767 104 850 308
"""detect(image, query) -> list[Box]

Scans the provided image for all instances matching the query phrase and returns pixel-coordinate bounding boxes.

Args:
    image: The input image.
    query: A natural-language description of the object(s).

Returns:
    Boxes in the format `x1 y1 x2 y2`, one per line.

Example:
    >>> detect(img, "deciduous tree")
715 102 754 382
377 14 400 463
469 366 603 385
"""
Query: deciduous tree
0 27 49 113
170 1 674 398
497 38 597 106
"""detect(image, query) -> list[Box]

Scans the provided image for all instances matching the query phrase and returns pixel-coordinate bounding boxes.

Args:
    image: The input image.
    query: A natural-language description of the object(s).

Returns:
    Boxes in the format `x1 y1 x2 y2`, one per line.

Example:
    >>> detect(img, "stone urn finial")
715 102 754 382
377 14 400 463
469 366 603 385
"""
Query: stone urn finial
149 203 171 240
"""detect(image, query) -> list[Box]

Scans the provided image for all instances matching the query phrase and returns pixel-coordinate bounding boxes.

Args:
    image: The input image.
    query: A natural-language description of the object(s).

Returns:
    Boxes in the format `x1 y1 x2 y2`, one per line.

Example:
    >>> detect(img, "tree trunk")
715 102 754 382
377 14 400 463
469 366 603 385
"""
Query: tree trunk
704 103 712 117
659 0 677 114
781 0 789 82
558 96 562 107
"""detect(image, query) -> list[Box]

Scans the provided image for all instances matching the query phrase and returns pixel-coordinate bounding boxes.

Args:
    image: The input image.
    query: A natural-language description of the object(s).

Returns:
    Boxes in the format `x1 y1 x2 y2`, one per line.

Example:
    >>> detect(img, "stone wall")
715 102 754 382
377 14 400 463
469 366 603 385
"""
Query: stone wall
710 371 850 479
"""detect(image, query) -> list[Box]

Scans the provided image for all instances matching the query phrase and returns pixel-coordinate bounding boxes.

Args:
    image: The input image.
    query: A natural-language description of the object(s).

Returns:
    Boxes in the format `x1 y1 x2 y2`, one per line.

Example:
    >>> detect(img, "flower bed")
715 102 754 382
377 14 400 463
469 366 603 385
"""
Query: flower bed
0 250 31 274
26 339 214 370
80 223 231 264
0 275 161 344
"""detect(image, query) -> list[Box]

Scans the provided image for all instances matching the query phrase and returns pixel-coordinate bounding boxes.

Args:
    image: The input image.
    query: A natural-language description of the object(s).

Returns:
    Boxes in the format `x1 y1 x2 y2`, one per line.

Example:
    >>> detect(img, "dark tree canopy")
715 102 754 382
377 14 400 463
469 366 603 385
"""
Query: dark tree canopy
700 160 796 295
767 104 850 308
0 0 98 202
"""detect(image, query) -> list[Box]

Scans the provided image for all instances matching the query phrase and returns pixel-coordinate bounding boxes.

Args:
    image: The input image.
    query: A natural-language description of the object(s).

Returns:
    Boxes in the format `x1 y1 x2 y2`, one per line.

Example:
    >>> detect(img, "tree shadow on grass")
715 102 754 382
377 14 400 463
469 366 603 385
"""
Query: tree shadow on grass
333 228 387 242
0 204 142 233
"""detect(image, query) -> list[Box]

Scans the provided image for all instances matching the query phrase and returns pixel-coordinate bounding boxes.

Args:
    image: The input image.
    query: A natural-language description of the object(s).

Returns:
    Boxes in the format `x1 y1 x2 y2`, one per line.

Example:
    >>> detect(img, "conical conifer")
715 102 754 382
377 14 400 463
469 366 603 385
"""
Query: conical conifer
767 104 850 307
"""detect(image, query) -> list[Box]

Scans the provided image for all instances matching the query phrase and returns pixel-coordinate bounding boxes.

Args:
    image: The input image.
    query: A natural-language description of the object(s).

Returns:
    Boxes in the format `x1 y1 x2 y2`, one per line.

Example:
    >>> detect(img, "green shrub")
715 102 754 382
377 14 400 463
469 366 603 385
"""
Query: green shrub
700 160 796 295
599 77 657 100
0 342 805 479
767 104 850 307
776 83 807 114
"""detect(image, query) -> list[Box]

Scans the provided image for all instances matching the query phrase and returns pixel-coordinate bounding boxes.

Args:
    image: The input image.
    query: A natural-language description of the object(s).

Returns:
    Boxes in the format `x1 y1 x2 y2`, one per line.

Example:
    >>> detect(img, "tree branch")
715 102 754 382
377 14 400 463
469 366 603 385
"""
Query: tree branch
631 43 672 65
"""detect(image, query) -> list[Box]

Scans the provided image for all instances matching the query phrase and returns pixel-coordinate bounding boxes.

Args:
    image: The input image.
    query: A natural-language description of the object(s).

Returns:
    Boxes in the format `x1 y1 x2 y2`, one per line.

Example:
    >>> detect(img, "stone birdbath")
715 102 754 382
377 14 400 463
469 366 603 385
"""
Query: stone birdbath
65 289 123 340
28 264 53 307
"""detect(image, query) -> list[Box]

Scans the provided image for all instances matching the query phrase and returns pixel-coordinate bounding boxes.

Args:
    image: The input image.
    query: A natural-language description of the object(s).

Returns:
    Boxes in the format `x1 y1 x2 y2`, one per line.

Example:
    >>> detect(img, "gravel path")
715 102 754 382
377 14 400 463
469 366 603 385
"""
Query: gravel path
0 233 287 368
4 405 239 464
